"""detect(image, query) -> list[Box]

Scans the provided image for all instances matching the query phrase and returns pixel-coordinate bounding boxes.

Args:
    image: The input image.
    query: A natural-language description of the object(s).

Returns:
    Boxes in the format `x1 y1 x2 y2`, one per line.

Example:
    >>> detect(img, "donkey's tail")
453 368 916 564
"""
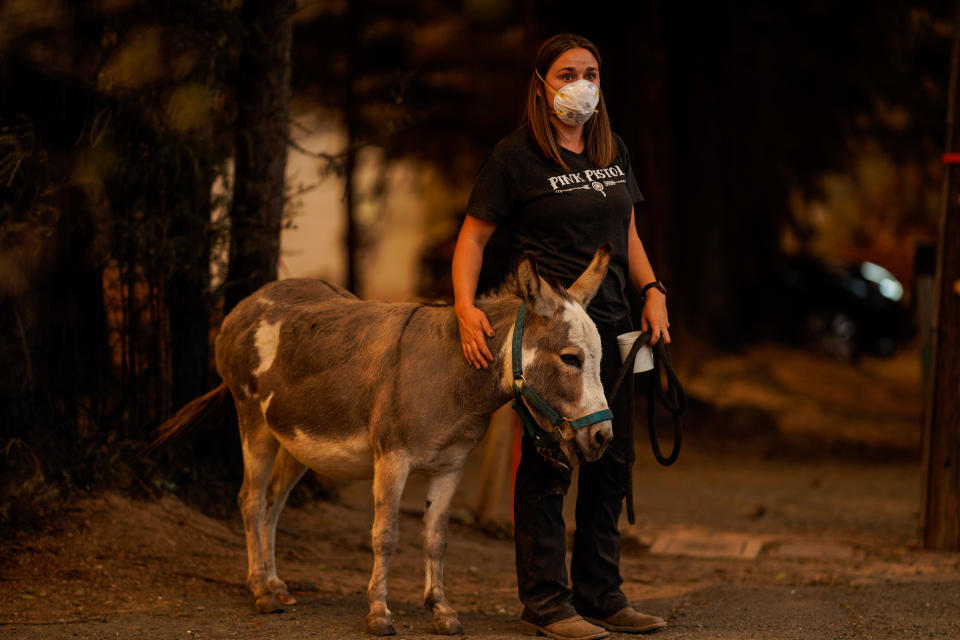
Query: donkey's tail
146 382 231 452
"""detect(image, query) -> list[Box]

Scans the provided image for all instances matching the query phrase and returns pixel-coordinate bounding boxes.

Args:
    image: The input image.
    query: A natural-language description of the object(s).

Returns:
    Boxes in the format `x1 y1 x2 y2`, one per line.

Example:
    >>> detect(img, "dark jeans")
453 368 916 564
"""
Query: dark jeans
513 322 634 625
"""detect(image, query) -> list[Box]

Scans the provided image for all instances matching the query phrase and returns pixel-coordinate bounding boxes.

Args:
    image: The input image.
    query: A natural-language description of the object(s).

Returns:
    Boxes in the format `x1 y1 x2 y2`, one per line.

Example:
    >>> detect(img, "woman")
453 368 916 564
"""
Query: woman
452 34 670 640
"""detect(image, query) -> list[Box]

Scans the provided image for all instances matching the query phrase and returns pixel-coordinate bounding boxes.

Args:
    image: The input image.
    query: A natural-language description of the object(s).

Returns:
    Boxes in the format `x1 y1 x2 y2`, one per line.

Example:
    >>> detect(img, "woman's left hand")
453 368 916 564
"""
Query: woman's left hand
641 289 670 345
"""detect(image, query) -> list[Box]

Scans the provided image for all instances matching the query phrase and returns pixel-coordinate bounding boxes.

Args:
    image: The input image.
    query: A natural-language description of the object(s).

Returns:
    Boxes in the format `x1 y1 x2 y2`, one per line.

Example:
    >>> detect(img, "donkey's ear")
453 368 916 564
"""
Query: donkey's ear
517 253 562 317
568 243 612 308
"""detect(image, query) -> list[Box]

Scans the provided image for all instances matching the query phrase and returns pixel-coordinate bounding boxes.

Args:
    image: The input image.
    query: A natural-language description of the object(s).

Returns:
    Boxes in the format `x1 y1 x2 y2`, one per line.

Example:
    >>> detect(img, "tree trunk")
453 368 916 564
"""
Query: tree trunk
165 163 214 409
224 0 295 312
921 0 960 551
342 0 360 294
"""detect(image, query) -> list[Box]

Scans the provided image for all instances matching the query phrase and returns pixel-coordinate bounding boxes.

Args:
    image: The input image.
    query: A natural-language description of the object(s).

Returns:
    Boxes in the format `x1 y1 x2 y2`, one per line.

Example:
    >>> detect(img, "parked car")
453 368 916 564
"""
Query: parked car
772 254 911 361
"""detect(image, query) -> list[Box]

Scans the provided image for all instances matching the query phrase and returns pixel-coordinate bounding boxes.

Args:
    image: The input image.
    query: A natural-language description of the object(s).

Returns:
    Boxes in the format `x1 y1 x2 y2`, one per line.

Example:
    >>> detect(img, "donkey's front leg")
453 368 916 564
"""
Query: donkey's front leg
366 452 411 636
423 469 465 635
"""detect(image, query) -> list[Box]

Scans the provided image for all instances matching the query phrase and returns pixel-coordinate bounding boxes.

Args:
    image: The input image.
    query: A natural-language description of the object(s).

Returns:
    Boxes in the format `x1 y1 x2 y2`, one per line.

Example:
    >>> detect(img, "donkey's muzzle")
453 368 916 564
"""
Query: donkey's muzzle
580 420 613 463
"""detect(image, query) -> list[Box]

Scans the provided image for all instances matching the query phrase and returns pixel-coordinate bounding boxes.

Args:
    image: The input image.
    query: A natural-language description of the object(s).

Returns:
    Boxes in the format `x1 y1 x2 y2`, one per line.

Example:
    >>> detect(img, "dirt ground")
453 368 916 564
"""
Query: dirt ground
3 342 959 640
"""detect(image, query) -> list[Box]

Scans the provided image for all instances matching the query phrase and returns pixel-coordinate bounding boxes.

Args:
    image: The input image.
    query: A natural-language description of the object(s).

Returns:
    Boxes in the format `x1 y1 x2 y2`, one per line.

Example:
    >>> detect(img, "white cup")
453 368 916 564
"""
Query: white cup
616 331 654 373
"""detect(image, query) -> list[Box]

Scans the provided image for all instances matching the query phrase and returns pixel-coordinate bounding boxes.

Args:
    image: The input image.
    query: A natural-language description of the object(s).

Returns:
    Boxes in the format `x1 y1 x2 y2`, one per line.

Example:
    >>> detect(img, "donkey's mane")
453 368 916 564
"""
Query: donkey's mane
475 271 573 308
475 273 521 307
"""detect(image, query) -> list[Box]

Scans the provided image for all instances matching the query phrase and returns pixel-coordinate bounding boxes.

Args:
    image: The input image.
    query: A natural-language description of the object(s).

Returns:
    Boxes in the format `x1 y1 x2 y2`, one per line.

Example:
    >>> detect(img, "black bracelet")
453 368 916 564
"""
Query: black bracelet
641 281 667 297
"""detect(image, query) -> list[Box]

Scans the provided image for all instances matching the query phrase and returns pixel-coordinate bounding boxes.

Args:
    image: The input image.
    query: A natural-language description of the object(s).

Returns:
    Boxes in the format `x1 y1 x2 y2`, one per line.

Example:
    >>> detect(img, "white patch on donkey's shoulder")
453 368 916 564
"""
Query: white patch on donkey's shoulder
253 319 283 376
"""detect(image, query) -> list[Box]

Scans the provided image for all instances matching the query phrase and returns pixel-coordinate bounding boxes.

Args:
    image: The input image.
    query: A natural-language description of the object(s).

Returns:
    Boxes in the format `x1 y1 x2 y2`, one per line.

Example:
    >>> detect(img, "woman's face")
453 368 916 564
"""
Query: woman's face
543 47 600 94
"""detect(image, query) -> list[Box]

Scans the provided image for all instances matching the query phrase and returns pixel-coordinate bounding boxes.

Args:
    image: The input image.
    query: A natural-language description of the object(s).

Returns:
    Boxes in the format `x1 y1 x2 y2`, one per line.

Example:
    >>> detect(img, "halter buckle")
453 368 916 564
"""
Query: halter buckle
556 418 576 441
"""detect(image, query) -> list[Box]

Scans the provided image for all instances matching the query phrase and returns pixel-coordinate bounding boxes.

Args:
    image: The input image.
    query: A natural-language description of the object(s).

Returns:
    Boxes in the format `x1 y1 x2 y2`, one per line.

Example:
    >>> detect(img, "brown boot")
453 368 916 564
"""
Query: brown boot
582 607 667 633
520 614 610 640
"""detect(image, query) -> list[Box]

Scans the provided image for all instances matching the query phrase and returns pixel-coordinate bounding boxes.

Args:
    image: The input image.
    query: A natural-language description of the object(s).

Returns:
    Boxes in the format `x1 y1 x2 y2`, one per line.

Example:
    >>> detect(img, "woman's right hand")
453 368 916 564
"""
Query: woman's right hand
451 214 498 370
455 303 495 369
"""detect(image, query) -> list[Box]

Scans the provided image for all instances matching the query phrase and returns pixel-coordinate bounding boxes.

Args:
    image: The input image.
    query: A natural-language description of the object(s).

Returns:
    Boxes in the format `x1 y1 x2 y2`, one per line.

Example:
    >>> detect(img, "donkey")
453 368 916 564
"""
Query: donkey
154 245 615 636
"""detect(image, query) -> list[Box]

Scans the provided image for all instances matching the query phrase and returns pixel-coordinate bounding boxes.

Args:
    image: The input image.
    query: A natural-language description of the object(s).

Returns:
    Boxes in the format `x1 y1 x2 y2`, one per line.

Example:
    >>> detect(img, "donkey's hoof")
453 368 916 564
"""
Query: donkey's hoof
254 593 284 613
270 586 297 606
365 614 396 636
267 579 297 605
432 615 464 635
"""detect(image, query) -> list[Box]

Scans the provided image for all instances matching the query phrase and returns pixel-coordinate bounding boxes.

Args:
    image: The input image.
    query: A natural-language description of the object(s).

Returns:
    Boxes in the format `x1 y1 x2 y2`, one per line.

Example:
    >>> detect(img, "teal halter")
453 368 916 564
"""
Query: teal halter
510 303 613 448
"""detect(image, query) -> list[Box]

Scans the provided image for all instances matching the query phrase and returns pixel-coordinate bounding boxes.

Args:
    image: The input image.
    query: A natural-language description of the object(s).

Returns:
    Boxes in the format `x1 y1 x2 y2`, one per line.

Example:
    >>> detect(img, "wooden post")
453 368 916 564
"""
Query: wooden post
921 0 960 551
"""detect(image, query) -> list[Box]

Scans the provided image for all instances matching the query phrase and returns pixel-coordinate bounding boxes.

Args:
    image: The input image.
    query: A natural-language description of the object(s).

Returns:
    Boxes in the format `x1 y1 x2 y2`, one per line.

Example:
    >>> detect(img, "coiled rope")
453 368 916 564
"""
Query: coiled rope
607 330 686 524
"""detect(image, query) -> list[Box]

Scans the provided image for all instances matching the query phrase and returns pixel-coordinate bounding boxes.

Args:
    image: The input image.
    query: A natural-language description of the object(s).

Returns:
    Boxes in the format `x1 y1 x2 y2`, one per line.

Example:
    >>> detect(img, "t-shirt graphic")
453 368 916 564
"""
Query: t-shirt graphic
548 165 628 197
467 128 644 329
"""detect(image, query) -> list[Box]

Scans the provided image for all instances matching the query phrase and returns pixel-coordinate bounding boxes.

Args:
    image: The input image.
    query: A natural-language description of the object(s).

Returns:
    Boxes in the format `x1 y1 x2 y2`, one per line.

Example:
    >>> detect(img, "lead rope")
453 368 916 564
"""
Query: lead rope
606 331 686 524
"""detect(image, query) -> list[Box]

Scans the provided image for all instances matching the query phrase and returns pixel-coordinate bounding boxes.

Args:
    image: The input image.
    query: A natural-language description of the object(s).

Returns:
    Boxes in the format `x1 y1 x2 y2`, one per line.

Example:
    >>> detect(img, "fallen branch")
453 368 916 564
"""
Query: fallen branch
0 616 109 625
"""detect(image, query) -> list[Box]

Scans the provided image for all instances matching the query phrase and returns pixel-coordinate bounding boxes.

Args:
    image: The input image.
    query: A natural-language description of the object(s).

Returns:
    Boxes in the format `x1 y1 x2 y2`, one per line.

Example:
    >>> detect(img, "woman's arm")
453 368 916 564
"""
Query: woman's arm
452 215 498 369
627 207 671 344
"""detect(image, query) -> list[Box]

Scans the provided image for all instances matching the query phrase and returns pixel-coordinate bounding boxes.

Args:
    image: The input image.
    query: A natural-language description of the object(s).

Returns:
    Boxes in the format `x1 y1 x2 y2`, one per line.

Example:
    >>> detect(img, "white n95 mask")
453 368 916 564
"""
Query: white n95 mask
537 70 600 126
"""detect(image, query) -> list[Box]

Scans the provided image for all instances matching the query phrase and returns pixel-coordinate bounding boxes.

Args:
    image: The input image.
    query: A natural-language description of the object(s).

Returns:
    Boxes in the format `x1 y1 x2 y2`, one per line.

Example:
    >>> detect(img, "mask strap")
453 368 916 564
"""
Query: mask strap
535 69 599 113
535 69 567 99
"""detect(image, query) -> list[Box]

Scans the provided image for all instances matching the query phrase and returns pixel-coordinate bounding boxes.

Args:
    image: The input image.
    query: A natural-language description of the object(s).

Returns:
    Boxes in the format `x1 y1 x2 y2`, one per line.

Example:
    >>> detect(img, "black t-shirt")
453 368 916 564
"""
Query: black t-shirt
467 127 644 329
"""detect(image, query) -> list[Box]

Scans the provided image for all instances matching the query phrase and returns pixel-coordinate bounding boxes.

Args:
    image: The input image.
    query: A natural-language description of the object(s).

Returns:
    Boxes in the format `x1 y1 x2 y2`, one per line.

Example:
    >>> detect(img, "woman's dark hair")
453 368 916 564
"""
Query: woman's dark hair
522 33 616 170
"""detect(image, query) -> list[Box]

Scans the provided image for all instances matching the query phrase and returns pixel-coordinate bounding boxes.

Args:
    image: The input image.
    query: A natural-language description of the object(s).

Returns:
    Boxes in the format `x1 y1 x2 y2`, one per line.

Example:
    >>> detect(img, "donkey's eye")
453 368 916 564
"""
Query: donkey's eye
560 354 582 369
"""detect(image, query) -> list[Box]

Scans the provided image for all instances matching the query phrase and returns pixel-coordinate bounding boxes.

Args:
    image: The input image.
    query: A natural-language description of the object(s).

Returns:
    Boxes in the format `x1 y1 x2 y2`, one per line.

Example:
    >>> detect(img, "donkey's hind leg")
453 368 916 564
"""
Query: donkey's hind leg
422 469 465 635
261 447 307 606
236 400 283 613
366 452 411 636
